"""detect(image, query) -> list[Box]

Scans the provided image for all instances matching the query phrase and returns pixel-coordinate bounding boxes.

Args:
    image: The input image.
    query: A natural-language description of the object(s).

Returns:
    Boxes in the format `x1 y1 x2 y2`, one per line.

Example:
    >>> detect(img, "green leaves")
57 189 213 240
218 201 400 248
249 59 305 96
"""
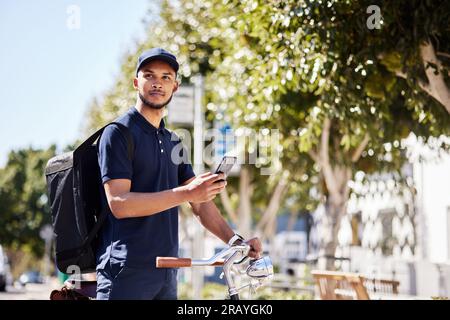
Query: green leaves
0 146 56 257
80 0 449 223
380 52 403 74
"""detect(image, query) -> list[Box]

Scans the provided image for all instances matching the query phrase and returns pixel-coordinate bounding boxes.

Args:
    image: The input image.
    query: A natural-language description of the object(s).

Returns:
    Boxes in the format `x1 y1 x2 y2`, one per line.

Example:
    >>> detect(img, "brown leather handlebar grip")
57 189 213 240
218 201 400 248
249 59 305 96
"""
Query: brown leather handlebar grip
156 257 226 268
156 257 192 268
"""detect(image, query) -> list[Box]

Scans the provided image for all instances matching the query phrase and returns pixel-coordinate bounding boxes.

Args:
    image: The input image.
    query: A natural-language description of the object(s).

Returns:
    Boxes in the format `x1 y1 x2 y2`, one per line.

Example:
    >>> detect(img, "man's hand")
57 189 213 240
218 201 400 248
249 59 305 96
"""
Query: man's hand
184 172 227 203
244 237 263 259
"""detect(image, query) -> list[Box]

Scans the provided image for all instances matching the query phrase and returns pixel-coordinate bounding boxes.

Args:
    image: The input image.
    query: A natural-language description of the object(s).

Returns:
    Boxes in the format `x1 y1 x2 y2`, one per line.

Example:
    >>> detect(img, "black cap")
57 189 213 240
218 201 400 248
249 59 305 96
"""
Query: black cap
135 48 179 76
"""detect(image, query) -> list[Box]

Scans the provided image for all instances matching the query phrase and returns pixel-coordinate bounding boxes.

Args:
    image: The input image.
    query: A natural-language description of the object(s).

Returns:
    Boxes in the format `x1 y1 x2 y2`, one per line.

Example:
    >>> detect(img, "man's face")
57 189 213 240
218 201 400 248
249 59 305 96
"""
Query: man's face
134 60 179 109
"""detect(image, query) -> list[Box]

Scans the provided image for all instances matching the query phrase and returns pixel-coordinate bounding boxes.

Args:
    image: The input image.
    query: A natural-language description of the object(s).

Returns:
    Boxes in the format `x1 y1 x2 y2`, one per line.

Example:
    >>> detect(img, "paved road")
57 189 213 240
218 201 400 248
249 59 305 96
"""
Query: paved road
0 278 61 300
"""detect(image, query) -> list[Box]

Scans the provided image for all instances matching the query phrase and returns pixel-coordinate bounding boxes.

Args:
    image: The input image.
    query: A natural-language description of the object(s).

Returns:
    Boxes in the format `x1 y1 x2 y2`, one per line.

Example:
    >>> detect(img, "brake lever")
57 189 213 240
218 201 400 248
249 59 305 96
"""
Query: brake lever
234 255 251 265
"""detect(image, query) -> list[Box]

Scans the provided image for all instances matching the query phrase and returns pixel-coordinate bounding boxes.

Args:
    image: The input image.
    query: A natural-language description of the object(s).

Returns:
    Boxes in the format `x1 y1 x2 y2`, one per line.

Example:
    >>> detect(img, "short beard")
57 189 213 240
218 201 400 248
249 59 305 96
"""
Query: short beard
139 93 174 110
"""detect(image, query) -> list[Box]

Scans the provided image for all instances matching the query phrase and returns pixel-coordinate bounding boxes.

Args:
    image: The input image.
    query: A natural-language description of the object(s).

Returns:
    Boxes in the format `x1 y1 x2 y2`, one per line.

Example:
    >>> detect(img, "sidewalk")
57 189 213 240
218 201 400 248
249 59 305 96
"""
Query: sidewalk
0 277 61 300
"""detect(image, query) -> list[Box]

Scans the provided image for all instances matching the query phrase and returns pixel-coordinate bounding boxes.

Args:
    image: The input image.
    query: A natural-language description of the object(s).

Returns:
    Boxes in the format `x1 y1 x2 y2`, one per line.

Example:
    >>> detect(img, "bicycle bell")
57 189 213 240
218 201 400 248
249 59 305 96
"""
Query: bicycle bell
246 256 273 279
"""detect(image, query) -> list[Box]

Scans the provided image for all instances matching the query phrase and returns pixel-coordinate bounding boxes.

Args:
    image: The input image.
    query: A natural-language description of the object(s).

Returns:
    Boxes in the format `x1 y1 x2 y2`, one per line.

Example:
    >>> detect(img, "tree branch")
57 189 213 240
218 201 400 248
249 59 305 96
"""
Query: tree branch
219 189 239 226
260 181 289 241
238 167 252 237
394 69 407 80
387 45 450 114
319 117 340 197
351 134 370 163
395 70 437 98
420 41 450 114
343 168 352 200
256 171 289 232
320 117 331 163
308 149 320 163
437 51 450 59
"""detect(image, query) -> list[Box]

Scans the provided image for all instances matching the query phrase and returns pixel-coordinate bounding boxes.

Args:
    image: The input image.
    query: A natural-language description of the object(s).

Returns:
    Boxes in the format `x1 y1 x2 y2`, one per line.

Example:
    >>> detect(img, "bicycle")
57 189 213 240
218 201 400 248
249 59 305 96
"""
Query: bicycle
50 243 273 300
156 243 273 300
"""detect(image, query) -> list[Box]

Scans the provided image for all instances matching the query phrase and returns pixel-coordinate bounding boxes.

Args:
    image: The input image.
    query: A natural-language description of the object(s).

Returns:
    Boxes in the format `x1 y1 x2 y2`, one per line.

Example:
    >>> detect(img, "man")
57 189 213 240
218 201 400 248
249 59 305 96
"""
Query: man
96 48 262 300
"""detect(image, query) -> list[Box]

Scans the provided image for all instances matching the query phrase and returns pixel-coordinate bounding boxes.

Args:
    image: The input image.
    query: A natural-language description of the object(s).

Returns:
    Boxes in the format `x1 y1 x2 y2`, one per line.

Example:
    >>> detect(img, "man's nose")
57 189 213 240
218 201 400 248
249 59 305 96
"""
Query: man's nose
152 82 162 89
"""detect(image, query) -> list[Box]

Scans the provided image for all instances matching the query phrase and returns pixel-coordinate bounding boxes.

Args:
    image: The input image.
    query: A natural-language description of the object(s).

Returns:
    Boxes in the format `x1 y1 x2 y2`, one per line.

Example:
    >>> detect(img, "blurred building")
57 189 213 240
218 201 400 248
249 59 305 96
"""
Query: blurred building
318 137 450 297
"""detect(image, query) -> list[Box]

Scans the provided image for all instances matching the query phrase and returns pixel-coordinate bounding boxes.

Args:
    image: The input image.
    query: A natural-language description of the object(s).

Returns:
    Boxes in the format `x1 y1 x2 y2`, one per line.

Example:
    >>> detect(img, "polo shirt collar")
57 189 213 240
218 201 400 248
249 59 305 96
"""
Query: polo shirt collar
129 106 167 135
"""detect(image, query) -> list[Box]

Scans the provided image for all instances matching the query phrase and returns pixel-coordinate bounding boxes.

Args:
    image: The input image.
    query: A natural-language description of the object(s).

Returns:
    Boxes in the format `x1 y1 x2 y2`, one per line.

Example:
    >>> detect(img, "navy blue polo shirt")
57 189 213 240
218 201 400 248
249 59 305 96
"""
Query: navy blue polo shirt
96 107 195 271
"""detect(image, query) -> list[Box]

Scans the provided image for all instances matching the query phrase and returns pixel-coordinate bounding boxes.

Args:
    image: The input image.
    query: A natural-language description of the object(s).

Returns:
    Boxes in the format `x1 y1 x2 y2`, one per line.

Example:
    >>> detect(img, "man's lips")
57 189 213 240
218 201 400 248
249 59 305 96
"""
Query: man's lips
149 91 165 96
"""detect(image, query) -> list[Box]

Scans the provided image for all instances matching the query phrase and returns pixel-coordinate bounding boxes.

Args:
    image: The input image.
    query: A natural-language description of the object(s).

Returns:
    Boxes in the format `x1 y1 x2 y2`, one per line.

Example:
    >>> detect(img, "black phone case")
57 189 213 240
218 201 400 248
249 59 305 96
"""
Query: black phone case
214 157 237 182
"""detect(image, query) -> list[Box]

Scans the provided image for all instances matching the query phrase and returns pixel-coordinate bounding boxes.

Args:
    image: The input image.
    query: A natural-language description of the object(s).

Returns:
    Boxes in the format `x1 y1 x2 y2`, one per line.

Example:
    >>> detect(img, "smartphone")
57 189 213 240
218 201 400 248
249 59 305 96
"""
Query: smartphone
214 156 237 182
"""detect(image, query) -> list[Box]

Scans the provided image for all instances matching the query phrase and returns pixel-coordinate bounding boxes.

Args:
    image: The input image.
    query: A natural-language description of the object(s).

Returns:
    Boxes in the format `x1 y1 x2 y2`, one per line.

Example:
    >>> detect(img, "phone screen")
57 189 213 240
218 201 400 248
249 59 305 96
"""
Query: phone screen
214 156 237 181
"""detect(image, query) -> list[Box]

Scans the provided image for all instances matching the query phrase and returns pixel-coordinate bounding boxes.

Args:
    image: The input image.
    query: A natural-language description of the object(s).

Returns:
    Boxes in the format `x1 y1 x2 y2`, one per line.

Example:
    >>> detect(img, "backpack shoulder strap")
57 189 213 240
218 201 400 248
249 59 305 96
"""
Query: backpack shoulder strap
74 122 134 254
75 122 135 161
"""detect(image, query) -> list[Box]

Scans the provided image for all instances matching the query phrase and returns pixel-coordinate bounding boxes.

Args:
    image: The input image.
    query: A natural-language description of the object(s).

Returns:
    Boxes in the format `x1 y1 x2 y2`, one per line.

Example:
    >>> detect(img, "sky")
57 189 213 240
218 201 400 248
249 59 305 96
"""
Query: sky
0 0 152 167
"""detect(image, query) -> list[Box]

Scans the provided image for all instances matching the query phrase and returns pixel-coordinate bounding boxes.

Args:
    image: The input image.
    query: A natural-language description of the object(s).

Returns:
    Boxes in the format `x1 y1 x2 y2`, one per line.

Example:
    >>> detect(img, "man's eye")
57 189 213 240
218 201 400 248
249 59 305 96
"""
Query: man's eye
163 76 171 80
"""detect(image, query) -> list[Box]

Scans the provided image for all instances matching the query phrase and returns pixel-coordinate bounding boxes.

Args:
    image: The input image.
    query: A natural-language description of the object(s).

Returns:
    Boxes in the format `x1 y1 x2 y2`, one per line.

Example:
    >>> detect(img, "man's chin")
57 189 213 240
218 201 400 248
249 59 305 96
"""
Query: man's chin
139 93 172 110
147 102 166 109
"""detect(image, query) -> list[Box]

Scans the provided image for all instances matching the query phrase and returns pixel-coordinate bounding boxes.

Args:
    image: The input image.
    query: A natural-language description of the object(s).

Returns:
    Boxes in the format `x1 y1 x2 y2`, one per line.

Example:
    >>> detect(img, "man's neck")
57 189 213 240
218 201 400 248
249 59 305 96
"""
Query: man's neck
135 102 164 129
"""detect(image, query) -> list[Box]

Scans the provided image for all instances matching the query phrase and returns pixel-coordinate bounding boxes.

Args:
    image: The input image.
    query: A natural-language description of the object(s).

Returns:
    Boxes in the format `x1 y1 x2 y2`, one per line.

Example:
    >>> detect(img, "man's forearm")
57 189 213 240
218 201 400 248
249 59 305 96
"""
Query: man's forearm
191 200 235 244
109 186 190 218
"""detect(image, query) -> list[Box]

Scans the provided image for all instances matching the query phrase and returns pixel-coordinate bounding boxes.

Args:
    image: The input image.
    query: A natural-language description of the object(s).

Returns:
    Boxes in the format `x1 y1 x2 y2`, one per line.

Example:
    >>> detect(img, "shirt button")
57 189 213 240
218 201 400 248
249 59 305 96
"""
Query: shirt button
161 149 164 153
159 140 162 144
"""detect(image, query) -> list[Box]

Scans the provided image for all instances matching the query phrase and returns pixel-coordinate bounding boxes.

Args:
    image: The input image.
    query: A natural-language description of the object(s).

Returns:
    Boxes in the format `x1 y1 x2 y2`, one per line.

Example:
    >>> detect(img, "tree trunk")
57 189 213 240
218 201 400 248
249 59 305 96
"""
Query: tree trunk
317 195 349 270
419 41 450 114
287 208 298 232
317 165 352 270
219 166 288 240
309 117 368 270
256 171 289 241
219 189 239 226
391 41 450 114
237 166 252 238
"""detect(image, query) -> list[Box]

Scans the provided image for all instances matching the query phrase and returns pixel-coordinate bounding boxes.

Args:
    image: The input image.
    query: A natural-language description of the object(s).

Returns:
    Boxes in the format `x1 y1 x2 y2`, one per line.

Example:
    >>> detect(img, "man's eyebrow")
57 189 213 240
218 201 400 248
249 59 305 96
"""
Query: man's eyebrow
142 69 174 76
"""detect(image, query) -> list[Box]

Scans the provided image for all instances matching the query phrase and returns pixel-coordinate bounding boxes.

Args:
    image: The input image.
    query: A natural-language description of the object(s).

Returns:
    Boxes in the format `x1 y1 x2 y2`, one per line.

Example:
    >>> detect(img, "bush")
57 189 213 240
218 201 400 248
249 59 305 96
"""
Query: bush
178 281 313 300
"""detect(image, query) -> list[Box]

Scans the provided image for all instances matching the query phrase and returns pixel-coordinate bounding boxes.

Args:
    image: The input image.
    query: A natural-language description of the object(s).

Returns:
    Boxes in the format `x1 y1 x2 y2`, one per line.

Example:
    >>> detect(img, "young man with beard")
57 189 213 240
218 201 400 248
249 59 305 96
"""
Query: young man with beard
95 48 262 300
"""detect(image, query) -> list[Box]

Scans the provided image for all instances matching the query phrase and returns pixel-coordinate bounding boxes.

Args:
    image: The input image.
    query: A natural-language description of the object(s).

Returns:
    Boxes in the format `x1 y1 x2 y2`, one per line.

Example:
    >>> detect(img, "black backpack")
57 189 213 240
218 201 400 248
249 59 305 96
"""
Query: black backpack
45 122 133 274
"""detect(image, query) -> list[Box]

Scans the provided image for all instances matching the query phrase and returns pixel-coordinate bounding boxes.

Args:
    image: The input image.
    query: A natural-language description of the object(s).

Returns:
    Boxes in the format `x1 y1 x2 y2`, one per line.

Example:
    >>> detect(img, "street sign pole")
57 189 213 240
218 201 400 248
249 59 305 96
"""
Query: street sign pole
39 224 53 282
192 74 205 299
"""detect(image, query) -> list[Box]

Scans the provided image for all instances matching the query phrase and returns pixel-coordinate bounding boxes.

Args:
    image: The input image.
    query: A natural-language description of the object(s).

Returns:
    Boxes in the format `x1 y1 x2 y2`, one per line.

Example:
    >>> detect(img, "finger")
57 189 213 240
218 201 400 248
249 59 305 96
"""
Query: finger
252 247 262 258
248 250 259 259
208 188 224 197
209 181 227 191
251 240 262 254
246 239 262 255
199 172 213 178
203 173 219 182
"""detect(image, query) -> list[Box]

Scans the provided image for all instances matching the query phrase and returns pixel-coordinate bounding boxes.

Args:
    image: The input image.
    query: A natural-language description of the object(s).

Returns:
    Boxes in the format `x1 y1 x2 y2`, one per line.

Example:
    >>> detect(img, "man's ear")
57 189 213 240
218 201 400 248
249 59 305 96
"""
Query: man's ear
172 80 179 93
133 77 138 89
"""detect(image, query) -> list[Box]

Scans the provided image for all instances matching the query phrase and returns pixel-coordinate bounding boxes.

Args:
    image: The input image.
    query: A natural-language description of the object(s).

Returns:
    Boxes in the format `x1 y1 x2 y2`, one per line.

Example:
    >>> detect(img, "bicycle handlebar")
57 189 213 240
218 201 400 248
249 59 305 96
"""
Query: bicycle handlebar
156 244 249 269
156 244 272 300
156 257 225 268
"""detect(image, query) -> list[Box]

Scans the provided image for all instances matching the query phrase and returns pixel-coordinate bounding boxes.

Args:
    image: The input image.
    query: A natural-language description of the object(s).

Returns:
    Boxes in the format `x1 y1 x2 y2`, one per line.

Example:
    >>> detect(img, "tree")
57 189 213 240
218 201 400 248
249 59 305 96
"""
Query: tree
83 0 312 240
201 0 450 268
82 0 450 269
366 1 450 114
0 146 56 257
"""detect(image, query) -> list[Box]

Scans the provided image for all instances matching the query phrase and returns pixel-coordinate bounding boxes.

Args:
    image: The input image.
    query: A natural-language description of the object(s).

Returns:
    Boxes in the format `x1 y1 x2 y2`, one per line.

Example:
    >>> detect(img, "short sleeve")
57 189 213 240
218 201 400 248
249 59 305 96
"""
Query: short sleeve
97 125 133 184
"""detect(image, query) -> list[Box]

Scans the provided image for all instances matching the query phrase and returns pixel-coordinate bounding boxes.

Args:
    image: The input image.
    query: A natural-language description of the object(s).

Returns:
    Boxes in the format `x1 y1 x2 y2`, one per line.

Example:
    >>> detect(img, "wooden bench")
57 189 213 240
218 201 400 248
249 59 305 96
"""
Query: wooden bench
363 277 400 295
311 270 400 300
